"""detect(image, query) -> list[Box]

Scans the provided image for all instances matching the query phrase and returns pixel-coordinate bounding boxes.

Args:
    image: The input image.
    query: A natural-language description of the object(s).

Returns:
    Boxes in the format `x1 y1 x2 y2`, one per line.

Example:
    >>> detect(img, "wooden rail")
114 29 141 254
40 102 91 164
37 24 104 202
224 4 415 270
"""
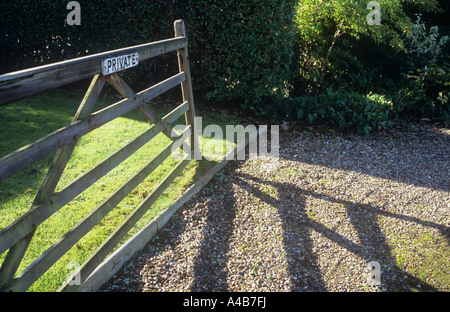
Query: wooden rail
0 37 187 106
0 20 199 292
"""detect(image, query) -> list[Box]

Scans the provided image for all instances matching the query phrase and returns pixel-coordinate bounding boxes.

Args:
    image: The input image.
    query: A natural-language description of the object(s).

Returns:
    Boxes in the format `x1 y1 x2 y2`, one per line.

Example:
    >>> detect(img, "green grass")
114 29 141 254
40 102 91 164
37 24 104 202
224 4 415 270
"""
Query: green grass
0 89 237 291
384 223 450 291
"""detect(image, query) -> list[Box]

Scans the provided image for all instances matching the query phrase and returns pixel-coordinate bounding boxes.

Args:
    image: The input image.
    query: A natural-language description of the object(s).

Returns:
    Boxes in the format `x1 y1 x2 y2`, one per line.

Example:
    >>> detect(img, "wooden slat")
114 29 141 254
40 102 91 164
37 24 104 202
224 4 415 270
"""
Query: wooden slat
0 72 185 182
52 124 162 212
0 127 191 292
60 154 191 292
0 102 189 256
0 37 187 106
77 125 268 292
0 74 105 289
161 101 189 125
106 73 174 140
0 20 198 292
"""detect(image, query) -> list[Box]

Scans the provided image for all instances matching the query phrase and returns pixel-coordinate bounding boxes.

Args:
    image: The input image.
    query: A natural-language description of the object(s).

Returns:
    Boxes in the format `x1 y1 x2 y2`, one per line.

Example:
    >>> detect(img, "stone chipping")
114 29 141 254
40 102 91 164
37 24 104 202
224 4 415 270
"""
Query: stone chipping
101 124 450 292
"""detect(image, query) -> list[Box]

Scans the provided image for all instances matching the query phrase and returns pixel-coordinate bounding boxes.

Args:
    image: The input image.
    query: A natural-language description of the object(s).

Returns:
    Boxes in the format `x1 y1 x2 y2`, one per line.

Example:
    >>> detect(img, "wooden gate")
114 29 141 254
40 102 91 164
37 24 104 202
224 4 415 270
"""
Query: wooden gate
0 20 200 292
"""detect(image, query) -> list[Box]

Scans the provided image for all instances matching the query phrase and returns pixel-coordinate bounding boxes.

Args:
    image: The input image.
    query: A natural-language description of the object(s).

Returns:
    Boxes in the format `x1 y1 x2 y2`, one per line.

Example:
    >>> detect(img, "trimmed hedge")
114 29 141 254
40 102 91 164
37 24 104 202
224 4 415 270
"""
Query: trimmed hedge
185 0 295 111
1 0 296 111
1 1 177 91
1 1 174 71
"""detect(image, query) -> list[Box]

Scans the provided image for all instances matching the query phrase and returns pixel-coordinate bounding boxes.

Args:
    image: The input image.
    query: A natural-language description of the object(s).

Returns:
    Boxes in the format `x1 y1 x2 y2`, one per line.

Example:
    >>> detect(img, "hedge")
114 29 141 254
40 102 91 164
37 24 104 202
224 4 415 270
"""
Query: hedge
1 0 296 112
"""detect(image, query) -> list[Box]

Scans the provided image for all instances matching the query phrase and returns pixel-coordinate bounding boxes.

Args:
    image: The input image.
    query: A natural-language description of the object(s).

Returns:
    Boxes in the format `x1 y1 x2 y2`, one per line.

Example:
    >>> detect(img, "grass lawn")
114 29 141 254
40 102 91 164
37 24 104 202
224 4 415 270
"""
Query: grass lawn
0 88 237 292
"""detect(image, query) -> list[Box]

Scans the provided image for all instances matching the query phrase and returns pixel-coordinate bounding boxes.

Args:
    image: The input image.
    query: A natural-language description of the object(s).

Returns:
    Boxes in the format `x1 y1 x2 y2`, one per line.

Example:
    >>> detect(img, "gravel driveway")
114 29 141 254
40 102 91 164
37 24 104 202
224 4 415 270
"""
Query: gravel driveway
101 124 450 292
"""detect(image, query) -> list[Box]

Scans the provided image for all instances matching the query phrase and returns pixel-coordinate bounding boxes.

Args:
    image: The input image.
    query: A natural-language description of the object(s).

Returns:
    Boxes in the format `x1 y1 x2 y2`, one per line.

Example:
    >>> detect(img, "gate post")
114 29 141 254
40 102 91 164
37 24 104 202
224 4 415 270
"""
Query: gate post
174 19 201 160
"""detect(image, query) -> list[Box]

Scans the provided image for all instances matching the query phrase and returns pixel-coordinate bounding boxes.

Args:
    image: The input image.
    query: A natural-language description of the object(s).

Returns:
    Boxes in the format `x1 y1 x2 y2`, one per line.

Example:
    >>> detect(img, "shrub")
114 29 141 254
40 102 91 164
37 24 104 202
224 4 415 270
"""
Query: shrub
1 0 296 114
285 89 393 134
290 0 449 127
183 0 296 113
392 14 450 123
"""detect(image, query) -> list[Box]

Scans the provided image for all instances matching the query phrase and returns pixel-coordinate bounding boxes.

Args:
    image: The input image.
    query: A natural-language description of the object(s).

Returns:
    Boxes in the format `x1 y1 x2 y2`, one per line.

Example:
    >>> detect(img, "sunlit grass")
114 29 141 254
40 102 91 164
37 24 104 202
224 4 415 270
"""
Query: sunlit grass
0 89 237 291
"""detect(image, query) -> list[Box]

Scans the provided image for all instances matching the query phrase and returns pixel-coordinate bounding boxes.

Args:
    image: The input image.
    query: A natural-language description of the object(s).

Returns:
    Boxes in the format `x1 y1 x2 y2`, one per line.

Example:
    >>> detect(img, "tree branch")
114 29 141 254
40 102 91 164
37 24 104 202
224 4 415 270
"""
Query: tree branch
322 26 342 74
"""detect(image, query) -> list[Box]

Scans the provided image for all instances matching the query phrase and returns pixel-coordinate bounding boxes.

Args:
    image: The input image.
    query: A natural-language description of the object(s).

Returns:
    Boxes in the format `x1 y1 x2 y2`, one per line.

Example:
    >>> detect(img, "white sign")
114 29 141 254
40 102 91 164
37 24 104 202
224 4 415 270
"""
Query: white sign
102 52 139 75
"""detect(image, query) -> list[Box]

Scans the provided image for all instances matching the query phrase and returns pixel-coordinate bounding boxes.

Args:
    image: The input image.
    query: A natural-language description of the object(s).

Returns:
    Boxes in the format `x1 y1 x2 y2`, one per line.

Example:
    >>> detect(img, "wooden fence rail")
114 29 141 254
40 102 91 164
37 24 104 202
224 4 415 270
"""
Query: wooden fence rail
0 20 199 292
0 37 187 107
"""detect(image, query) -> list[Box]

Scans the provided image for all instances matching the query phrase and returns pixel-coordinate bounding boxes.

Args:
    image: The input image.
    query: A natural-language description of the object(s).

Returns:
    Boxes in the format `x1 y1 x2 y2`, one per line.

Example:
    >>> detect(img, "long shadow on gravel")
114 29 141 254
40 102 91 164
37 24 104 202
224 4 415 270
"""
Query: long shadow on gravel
189 161 328 291
100 126 448 292
285 128 450 193
189 166 238 291
237 172 446 291
233 174 328 291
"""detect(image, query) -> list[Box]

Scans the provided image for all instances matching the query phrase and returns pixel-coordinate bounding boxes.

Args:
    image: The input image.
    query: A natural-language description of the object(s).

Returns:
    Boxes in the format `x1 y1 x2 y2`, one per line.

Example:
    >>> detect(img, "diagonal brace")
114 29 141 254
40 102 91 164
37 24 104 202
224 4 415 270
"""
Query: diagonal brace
105 73 176 141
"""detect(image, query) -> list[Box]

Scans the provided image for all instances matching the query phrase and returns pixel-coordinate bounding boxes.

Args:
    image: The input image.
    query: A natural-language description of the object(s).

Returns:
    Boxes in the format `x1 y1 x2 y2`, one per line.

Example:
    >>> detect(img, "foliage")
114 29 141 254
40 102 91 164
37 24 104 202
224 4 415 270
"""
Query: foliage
183 0 296 114
1 0 296 114
290 0 449 130
284 89 393 134
0 0 178 91
1 1 174 68
393 14 450 123
1 0 449 133
406 14 449 57
292 0 442 89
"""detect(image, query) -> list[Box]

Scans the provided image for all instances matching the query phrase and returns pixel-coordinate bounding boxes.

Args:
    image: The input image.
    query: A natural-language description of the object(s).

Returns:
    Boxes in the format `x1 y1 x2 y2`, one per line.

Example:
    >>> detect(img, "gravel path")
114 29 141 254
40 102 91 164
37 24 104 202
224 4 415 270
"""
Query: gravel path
101 124 450 292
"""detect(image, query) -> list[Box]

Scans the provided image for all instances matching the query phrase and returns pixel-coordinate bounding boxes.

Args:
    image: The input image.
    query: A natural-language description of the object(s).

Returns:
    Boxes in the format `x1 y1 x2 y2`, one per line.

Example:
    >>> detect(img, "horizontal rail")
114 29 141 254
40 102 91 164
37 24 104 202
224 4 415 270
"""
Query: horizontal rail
0 36 188 106
0 101 189 256
52 101 188 214
60 154 191 292
0 72 185 182
1 126 191 292
0 20 197 292
77 123 267 292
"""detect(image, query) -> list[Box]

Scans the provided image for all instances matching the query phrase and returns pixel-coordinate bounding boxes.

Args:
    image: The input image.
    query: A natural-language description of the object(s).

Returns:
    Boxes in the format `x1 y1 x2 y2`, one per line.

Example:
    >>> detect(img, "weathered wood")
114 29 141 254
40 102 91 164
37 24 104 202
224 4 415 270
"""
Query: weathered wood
77 125 267 292
0 72 185 182
0 127 191 292
174 20 201 159
0 74 105 289
78 146 236 291
105 73 174 140
0 21 199 292
0 102 189 256
60 154 191 292
0 127 162 258
162 101 189 125
0 37 187 106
